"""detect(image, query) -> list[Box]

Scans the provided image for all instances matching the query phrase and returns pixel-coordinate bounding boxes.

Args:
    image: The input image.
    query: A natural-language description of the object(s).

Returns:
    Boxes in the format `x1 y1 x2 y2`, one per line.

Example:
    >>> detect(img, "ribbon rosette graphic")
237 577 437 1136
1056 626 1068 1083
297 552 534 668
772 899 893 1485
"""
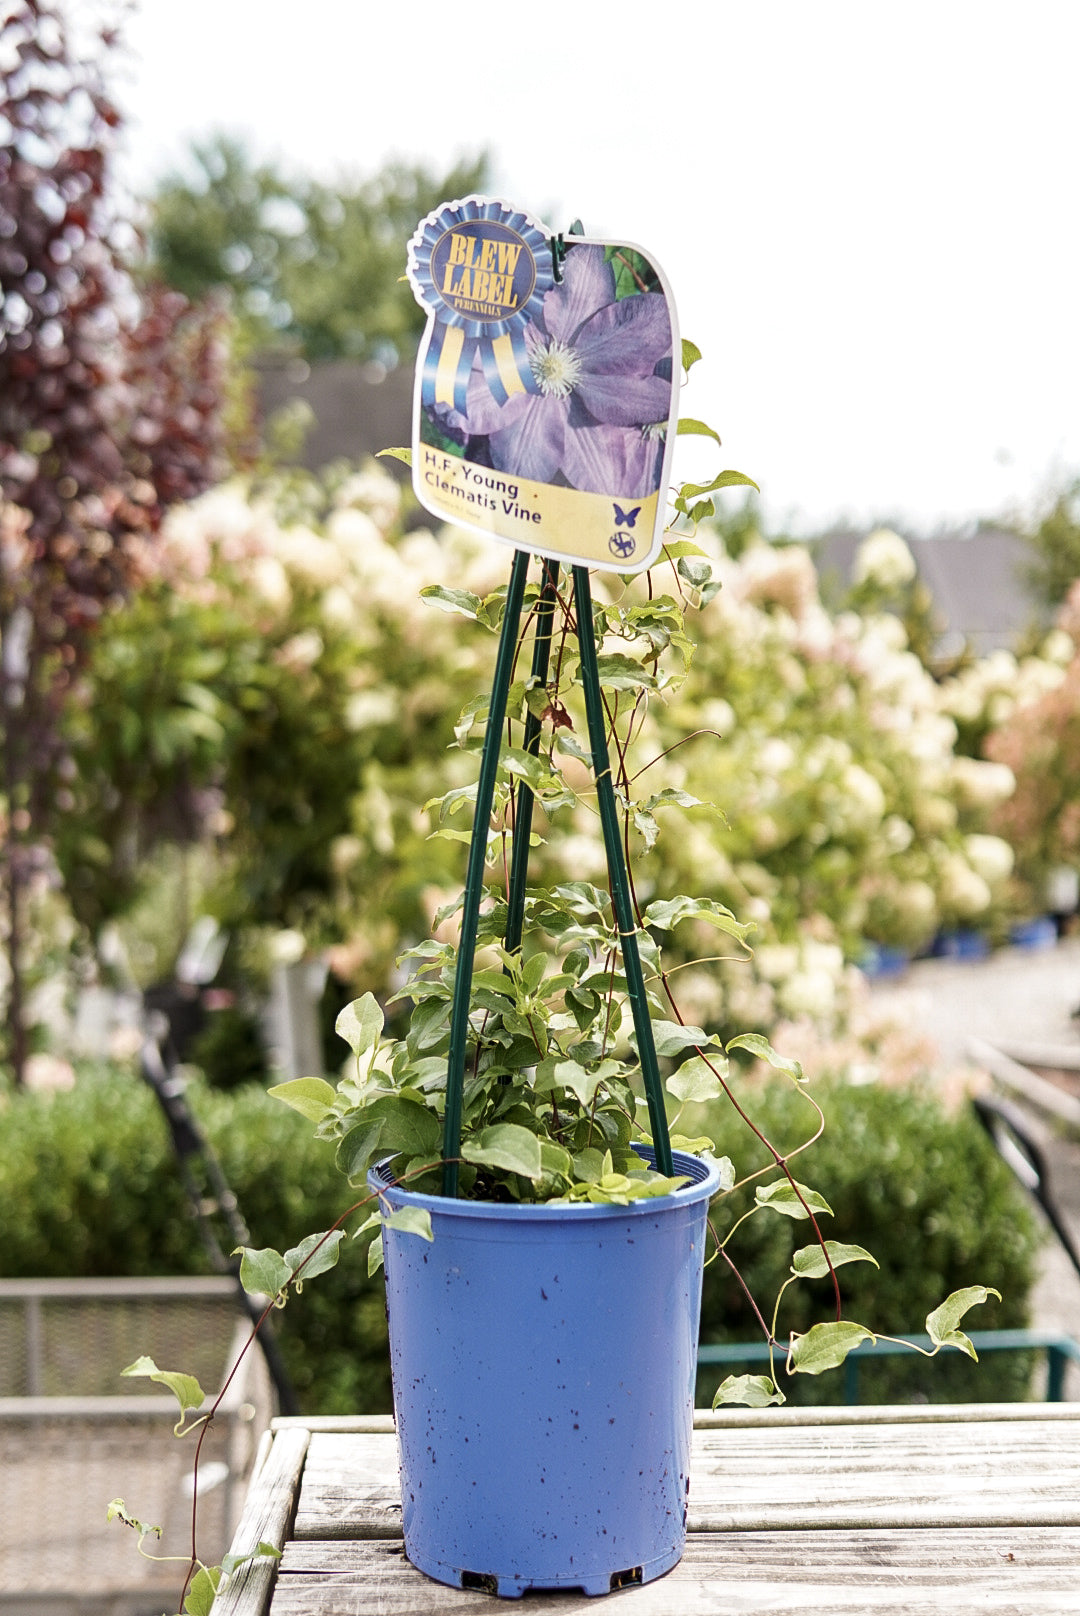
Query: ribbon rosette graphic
408 198 555 414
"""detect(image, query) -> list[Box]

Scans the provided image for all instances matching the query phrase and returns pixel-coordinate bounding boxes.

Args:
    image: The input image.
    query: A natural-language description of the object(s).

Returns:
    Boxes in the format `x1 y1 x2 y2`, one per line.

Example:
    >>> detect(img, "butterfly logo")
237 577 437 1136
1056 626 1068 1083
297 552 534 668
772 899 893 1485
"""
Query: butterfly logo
612 503 641 529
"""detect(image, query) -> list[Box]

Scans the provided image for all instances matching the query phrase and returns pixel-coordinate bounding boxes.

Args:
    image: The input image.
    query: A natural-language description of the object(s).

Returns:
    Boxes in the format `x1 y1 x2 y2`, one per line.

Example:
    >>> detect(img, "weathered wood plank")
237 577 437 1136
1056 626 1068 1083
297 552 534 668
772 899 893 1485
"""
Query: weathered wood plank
292 1433 402 1540
272 1414 396 1435
688 1421 1080 1528
269 1530 1080 1613
212 1426 310 1616
692 1400 1080 1428
287 1420 1080 1541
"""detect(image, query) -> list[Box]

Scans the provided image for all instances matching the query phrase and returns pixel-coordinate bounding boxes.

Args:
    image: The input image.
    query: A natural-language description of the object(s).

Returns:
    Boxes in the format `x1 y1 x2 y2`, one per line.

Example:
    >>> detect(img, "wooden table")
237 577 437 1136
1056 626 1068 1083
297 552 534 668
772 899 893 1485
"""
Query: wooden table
215 1404 1080 1614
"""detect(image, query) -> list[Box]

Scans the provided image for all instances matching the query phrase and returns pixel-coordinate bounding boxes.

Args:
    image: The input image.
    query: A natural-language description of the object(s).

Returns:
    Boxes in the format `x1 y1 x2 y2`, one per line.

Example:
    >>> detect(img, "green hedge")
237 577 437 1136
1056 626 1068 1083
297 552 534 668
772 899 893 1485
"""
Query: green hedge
0 1065 1042 1412
0 1065 391 1415
697 1078 1043 1405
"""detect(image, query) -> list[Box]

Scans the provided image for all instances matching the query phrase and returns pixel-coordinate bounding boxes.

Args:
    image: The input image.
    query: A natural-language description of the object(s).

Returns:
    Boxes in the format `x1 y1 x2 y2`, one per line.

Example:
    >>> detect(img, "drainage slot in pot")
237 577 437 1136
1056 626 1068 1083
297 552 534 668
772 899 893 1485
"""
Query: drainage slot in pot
610 1566 643 1591
461 1571 500 1595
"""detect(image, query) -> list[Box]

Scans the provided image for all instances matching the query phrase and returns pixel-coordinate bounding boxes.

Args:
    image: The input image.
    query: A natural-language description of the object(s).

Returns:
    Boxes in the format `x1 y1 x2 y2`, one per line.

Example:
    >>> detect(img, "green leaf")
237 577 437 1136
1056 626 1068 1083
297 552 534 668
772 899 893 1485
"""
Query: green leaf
335 1118 387 1183
681 338 702 374
419 584 483 620
453 693 489 746
407 996 452 1052
521 950 547 995
658 538 708 562
236 1246 292 1299
424 783 478 820
642 895 753 943
643 787 708 813
462 1123 543 1180
677 416 722 447
926 1285 1002 1359
593 653 657 692
540 1140 573 1181
284 1229 345 1283
376 446 412 465
630 806 659 852
267 1076 337 1123
754 1180 833 1220
711 1373 785 1408
400 1055 448 1092
429 827 474 845
469 968 517 1002
364 1095 442 1159
382 1205 435 1243
666 1054 726 1103
554 730 593 765
726 1033 804 1084
711 1154 737 1192
184 1565 223 1616
500 746 557 791
791 1241 879 1280
789 1321 875 1375
106 1498 159 1539
572 1146 606 1184
221 1543 283 1578
367 1232 384 1276
335 994 383 1059
541 1056 621 1107
678 468 760 497
122 1356 205 1417
678 555 712 589
640 1019 721 1059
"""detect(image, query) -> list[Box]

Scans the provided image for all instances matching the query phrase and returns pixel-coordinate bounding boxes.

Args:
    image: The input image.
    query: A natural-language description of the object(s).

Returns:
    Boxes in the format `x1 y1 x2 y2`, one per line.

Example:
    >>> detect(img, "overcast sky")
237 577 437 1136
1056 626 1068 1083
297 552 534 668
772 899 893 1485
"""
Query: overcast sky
117 0 1080 537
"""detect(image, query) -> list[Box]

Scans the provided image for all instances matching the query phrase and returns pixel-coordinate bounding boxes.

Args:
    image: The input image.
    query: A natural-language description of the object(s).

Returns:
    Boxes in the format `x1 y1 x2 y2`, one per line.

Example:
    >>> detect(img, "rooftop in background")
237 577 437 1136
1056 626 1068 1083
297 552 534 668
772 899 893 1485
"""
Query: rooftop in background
255 356 414 477
811 526 1046 657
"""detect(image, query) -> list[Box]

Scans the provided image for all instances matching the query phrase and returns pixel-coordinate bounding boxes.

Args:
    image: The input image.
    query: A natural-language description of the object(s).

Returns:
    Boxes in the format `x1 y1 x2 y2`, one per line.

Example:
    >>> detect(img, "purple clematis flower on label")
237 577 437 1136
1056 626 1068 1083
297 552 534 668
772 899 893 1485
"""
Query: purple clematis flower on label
449 244 673 498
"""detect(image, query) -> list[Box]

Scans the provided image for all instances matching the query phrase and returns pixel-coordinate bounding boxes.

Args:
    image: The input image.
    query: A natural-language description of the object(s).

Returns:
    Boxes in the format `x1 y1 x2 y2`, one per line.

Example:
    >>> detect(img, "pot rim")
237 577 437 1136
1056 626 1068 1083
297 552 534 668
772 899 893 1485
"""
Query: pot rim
367 1144 723 1222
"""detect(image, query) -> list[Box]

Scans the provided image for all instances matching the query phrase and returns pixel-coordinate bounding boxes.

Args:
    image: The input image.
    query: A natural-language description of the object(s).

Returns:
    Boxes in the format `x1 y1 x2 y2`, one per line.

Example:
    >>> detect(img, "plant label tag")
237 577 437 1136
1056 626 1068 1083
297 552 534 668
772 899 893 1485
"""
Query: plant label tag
406 196 680 575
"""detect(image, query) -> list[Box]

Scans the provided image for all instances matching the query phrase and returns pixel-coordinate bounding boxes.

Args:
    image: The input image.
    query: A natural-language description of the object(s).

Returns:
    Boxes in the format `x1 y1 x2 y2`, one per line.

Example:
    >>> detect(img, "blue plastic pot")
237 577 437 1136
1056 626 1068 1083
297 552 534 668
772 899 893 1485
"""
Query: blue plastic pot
369 1147 722 1599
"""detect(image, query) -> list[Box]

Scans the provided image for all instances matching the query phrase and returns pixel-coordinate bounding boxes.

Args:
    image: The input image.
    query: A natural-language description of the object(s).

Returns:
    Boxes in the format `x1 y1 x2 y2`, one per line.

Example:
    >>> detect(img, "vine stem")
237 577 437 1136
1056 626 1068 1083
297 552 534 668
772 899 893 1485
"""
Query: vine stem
176 1158 453 1601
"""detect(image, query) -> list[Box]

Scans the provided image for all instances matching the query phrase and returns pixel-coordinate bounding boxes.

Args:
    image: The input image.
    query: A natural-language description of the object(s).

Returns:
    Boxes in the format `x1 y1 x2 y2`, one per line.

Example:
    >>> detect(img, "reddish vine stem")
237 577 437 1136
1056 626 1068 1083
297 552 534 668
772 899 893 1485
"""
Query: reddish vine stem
710 1218 775 1344
177 1157 457 1600
629 728 725 783
588 589 843 1320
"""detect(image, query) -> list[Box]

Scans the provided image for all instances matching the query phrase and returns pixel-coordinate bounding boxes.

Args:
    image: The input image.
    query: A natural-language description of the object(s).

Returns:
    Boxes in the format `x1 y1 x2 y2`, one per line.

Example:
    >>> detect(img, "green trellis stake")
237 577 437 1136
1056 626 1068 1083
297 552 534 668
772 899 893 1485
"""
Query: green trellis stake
504 558 559 957
440 550 674 1196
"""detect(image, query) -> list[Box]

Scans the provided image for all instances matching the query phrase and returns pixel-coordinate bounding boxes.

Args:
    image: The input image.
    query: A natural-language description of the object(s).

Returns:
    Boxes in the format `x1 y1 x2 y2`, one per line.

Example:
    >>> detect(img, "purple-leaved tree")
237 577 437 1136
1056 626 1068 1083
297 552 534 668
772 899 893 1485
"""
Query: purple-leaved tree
1 0 228 1083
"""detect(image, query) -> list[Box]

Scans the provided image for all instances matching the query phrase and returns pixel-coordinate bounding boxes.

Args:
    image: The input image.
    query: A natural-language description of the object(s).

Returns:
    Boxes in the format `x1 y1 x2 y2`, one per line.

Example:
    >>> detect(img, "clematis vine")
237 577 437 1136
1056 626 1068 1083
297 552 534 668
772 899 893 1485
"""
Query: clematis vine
431 244 673 498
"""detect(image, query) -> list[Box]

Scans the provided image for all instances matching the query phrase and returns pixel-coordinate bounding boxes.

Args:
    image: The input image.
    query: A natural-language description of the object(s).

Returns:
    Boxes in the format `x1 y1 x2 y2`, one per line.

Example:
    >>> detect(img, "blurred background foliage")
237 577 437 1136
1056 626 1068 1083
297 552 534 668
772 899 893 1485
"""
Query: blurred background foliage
42 465 1071 1050
0 1060 1040 1414
145 136 489 366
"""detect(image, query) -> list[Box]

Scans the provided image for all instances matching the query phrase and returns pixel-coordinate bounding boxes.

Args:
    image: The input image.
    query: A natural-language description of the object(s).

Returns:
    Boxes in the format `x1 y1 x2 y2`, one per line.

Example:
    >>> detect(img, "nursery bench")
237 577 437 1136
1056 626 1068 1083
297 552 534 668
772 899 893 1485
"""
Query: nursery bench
215 1402 1080 1614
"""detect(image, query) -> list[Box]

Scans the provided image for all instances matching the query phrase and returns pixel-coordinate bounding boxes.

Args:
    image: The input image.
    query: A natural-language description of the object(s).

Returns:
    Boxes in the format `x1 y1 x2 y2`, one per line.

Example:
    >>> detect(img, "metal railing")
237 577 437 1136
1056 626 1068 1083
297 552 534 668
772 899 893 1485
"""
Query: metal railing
697 1327 1080 1404
0 1276 274 1605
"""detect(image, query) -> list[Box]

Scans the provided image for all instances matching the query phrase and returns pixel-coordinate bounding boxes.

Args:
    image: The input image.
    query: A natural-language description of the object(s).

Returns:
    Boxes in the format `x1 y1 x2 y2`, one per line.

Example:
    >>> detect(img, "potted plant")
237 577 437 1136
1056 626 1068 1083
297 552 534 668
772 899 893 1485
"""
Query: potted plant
261 541 997 1600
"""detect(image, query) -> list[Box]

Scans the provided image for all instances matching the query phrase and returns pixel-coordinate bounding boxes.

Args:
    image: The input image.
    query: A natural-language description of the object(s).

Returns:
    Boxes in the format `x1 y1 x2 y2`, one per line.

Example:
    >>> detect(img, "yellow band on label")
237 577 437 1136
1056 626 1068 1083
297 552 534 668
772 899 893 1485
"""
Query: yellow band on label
491 333 527 399
434 324 466 409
